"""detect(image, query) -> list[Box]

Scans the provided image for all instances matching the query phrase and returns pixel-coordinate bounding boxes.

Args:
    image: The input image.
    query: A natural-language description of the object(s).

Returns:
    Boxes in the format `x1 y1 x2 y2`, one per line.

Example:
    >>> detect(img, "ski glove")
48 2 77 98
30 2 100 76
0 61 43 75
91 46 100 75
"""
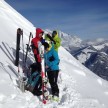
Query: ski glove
41 39 45 44
46 34 56 44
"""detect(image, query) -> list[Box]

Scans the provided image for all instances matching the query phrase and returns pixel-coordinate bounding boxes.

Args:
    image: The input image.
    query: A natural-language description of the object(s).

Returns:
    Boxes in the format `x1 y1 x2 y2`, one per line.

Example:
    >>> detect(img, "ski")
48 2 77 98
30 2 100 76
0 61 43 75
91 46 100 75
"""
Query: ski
18 71 25 92
38 41 48 104
15 28 22 66
15 28 26 92
21 29 25 66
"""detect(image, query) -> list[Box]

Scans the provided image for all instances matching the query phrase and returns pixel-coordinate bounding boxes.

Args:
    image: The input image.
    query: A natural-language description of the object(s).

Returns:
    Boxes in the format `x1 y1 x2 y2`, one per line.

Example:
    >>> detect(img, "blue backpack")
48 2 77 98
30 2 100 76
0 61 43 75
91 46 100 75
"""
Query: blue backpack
27 71 40 89
26 63 42 93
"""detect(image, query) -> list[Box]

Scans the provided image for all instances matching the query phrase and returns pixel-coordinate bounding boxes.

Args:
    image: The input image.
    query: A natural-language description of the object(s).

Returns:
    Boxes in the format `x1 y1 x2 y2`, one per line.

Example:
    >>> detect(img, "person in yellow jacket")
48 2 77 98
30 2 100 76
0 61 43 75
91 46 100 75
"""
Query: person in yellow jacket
45 30 61 52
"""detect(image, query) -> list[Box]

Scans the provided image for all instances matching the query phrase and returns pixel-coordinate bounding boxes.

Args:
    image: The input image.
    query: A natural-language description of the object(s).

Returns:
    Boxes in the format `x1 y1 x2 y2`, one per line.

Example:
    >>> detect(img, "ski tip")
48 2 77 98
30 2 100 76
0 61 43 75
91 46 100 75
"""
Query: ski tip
43 100 47 104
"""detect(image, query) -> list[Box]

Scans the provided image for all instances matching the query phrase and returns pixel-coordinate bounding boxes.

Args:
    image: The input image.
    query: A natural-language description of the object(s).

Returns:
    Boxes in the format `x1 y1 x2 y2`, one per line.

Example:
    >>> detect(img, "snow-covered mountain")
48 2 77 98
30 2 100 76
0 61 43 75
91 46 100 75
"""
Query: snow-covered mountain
74 40 108 80
59 31 83 53
57 30 108 81
0 0 108 108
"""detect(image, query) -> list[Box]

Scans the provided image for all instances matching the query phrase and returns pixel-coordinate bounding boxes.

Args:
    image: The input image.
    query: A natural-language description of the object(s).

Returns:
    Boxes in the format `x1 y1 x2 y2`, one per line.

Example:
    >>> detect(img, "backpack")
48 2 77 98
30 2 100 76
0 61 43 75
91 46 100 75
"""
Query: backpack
27 71 40 88
26 63 42 93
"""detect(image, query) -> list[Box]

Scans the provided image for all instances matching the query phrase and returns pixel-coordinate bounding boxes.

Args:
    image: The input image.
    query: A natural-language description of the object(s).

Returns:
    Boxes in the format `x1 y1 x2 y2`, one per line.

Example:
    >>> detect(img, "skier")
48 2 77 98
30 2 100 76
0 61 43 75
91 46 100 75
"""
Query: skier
31 28 44 72
45 30 61 52
43 42 60 101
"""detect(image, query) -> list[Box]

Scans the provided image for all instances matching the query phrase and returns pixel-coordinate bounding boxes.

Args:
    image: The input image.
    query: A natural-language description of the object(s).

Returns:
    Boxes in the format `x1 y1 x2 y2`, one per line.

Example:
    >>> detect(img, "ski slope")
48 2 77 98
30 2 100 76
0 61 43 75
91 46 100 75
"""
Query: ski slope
0 0 108 108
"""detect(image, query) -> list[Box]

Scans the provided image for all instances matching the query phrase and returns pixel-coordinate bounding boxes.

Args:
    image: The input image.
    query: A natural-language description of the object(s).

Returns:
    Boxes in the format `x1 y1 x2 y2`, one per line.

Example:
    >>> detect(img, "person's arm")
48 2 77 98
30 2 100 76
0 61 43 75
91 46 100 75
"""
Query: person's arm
54 37 61 49
31 41 40 63
46 34 56 44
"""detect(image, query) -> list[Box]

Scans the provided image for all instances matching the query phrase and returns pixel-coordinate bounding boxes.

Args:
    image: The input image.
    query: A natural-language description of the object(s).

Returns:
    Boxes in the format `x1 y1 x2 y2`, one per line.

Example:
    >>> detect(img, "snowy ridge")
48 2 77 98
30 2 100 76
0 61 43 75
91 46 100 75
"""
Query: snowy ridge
0 0 35 43
0 0 108 108
0 0 33 27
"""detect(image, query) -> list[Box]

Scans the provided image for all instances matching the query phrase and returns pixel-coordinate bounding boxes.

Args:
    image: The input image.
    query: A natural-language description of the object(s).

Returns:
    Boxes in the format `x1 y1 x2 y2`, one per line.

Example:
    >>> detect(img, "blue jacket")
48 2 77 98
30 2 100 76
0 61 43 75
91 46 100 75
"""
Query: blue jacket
44 44 59 71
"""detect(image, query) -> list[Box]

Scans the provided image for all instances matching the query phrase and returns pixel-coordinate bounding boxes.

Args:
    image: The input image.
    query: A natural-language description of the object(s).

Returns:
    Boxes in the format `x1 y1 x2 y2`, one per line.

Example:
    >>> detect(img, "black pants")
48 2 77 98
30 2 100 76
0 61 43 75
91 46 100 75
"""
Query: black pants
47 70 59 97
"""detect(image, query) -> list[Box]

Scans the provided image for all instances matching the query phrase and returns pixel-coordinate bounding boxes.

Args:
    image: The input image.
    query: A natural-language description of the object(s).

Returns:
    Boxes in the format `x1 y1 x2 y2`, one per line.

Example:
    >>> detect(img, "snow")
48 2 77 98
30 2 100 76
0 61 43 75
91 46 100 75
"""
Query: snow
93 45 105 50
0 0 108 108
97 79 103 86
59 30 82 52
77 48 96 63
93 42 108 50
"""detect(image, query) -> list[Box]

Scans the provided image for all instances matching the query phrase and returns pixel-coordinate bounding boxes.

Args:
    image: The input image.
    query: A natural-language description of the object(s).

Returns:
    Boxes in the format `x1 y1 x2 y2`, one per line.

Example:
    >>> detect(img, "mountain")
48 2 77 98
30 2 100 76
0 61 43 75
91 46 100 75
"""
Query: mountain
57 30 108 81
74 39 108 80
59 31 82 52
0 0 108 108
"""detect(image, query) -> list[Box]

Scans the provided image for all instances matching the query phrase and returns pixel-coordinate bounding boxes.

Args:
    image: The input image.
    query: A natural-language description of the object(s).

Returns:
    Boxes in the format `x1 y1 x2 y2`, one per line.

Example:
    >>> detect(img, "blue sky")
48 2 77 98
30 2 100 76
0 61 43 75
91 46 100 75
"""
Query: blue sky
6 0 108 40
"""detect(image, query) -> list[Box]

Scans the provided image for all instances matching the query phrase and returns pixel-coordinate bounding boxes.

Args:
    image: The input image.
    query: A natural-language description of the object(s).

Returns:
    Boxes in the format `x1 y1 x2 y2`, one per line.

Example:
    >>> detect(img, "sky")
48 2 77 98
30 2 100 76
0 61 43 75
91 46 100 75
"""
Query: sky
6 0 108 40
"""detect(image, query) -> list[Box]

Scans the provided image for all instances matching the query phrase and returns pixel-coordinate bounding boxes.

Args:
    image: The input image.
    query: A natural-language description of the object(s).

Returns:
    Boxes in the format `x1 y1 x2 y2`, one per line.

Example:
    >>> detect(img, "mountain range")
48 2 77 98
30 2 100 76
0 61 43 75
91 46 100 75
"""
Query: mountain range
59 31 108 80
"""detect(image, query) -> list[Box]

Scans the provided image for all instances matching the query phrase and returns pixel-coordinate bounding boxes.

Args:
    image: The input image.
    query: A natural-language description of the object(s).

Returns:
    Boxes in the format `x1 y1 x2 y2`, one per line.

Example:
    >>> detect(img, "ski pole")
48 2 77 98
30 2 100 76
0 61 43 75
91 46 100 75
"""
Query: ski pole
25 32 33 63
21 29 25 67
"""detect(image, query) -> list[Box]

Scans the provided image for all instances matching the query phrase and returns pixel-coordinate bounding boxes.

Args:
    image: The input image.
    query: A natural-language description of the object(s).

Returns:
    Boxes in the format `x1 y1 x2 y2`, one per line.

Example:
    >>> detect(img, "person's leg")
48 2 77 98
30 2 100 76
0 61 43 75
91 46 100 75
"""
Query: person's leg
47 71 55 95
47 70 59 97
53 70 59 97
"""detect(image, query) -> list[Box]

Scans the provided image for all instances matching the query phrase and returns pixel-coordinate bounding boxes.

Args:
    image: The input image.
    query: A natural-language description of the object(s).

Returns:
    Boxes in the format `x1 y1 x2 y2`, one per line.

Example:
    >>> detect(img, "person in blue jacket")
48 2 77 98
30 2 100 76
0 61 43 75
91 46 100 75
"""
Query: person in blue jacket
43 42 60 100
